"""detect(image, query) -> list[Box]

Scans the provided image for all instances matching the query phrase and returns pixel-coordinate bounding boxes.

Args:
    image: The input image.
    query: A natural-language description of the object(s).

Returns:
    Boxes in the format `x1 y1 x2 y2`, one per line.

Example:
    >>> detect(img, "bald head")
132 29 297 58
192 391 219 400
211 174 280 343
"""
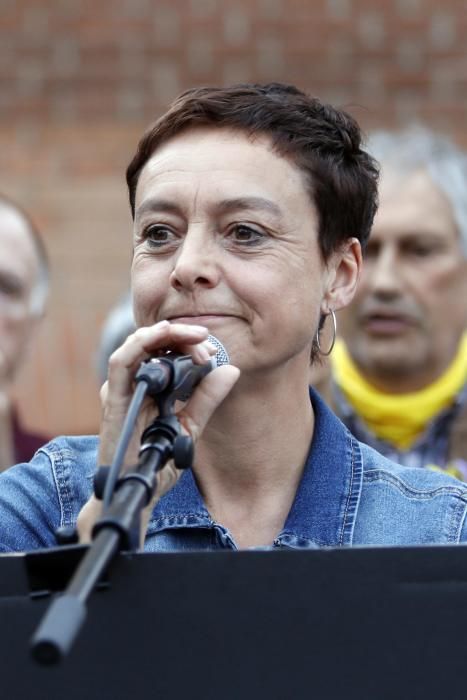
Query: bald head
0 196 49 384
0 198 49 315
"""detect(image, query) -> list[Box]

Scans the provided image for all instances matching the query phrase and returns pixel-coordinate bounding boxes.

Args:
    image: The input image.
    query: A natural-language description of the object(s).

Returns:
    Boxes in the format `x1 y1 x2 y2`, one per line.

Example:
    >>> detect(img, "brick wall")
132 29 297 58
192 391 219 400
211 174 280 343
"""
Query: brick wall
1 0 466 436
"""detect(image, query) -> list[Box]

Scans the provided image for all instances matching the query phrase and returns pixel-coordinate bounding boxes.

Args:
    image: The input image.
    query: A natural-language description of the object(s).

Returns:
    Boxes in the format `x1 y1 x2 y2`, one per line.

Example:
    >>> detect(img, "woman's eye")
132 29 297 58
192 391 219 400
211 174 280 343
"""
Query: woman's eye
144 225 175 247
230 224 265 245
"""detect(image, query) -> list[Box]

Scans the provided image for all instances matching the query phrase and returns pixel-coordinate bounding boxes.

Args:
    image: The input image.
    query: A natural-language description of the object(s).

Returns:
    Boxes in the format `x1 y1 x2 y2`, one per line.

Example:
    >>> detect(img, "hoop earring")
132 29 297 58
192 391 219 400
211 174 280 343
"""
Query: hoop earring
316 309 337 357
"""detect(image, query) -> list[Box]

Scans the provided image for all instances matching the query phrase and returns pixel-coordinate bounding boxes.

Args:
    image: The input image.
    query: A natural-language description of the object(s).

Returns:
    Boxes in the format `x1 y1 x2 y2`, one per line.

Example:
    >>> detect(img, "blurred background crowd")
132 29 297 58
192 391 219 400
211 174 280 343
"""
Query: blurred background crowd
1 0 466 438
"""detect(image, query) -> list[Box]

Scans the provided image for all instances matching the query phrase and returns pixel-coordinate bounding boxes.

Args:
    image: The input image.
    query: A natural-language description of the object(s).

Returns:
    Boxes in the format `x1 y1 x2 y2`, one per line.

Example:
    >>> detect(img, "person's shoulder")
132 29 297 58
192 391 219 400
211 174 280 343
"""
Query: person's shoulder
355 440 467 545
35 434 99 474
0 434 99 551
37 434 99 456
359 440 467 494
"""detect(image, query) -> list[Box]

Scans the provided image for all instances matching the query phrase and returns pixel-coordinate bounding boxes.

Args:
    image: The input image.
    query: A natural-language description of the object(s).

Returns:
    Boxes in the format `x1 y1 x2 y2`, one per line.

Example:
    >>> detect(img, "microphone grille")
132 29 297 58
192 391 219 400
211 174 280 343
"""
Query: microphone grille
207 334 230 367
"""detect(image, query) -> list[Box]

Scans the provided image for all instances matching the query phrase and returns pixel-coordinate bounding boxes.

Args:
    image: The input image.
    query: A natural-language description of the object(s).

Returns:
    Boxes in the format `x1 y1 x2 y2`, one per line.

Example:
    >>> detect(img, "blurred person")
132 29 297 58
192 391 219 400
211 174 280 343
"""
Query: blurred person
332 127 467 479
2 85 467 554
0 195 50 471
96 292 135 385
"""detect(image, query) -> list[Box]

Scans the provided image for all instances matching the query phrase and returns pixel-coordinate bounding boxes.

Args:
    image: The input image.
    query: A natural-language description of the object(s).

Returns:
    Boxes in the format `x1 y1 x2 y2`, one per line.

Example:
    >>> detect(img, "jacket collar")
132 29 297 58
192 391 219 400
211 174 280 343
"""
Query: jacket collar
150 388 363 547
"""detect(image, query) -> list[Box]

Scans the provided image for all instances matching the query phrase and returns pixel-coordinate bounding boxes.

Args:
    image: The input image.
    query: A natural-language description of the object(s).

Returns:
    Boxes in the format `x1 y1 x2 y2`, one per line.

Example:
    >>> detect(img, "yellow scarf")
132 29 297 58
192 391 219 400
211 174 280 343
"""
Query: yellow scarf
331 334 467 449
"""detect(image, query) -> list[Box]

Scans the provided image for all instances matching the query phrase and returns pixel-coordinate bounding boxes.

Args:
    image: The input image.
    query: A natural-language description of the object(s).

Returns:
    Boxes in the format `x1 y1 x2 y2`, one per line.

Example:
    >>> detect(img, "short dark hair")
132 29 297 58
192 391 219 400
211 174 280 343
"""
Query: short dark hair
126 82 379 260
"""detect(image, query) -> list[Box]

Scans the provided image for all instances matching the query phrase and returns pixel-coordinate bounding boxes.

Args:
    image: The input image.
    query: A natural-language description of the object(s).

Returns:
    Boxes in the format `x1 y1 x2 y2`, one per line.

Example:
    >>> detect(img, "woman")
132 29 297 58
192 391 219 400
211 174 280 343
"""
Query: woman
1 83 467 551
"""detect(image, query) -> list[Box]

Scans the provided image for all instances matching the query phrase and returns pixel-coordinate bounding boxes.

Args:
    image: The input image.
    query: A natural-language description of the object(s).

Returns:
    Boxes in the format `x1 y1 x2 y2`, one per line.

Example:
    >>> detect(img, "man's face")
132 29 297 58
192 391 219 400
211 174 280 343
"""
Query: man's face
338 168 467 392
0 205 40 384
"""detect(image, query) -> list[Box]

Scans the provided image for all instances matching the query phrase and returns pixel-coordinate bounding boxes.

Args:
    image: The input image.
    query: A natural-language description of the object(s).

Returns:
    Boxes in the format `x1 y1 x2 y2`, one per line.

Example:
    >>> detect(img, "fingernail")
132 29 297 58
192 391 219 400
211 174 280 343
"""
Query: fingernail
199 346 211 361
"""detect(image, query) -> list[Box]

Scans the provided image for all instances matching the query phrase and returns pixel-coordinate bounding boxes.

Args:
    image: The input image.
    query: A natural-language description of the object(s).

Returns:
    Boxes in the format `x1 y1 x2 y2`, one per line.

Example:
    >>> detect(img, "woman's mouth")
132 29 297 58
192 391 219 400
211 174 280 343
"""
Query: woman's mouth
168 314 234 325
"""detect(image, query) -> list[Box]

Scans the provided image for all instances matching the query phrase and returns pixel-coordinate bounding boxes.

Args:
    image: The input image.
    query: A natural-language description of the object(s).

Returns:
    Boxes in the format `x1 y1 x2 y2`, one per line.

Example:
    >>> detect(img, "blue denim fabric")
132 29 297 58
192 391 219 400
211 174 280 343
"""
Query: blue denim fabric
1 389 467 553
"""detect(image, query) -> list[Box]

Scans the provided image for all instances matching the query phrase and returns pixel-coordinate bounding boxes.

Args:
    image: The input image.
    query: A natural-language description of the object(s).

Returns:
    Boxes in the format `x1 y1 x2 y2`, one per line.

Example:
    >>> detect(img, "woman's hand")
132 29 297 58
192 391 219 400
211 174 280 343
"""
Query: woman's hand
77 321 240 544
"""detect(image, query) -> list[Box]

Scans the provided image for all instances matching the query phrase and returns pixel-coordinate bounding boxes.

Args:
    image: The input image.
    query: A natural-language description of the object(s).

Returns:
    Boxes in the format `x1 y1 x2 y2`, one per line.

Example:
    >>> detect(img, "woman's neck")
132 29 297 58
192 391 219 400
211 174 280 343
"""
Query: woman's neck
193 368 314 547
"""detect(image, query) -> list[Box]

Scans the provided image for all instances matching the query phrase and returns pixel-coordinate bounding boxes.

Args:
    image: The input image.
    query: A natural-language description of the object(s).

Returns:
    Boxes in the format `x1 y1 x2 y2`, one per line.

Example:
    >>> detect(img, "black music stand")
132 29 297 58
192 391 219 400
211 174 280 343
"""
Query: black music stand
1 545 467 699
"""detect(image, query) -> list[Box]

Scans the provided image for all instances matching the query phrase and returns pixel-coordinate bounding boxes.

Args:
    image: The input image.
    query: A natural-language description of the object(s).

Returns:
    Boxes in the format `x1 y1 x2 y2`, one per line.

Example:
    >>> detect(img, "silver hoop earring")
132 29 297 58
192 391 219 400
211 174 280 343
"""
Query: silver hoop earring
316 309 337 357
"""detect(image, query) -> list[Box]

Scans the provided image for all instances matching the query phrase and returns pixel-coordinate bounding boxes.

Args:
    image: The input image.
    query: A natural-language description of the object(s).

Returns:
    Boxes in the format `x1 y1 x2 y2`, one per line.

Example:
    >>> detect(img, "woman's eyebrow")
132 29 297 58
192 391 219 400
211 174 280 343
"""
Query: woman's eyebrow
135 198 183 221
215 196 284 220
135 195 285 222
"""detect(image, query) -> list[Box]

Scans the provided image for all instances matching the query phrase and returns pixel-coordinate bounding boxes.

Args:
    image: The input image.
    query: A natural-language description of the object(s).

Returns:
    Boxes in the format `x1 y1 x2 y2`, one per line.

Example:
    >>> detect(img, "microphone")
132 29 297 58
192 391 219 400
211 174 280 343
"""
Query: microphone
135 334 230 402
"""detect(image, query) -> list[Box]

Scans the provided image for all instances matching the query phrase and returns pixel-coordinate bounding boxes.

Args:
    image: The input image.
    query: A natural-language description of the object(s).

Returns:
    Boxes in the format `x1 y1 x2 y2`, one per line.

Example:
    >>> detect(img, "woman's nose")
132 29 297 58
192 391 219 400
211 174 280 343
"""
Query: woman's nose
170 229 220 292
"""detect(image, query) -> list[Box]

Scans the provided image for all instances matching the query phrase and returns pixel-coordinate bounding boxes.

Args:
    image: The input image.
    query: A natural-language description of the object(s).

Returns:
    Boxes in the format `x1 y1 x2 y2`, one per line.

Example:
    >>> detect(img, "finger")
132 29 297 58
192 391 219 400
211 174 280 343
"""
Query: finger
99 322 217 466
107 322 212 398
154 461 182 501
99 381 108 406
178 365 241 442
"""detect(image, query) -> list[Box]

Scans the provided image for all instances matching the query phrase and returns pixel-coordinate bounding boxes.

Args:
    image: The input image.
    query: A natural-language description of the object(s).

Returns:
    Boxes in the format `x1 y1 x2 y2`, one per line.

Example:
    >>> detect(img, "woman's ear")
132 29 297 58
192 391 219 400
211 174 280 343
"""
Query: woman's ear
322 238 362 313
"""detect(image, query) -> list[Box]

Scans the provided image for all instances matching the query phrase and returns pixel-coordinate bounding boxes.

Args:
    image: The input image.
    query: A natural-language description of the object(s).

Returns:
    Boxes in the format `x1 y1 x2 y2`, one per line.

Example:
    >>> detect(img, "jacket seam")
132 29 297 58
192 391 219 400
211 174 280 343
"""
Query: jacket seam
46 448 73 528
364 469 467 500
149 513 213 528
457 501 467 542
339 435 355 545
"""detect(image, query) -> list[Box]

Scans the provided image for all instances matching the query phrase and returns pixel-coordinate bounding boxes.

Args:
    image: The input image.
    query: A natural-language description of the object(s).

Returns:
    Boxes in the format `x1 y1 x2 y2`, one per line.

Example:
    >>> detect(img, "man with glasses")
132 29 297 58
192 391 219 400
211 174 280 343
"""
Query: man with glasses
0 195 50 471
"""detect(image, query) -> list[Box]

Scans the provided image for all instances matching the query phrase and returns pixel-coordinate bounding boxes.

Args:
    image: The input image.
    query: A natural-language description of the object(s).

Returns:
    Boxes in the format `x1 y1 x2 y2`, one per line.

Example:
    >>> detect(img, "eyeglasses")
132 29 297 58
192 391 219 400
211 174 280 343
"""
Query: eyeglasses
0 271 31 319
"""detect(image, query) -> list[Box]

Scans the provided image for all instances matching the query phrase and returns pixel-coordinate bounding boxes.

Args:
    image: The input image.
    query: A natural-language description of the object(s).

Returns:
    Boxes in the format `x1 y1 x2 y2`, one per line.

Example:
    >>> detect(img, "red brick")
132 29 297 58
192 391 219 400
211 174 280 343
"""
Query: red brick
2 0 467 437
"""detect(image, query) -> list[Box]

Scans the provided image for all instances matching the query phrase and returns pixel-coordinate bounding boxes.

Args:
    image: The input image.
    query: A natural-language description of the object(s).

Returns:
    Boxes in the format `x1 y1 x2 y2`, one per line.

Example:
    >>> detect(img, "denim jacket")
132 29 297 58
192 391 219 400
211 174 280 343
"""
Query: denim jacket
1 389 467 553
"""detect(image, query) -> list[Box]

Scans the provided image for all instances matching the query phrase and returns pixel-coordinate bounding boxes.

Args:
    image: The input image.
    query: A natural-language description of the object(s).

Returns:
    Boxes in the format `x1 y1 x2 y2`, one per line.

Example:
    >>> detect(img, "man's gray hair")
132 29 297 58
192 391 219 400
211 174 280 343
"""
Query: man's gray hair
367 125 467 257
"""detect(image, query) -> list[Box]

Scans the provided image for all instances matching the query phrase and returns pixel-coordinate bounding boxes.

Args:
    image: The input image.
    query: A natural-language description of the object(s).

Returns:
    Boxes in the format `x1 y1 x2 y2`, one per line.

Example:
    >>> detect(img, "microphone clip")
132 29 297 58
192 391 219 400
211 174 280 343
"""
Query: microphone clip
136 353 210 416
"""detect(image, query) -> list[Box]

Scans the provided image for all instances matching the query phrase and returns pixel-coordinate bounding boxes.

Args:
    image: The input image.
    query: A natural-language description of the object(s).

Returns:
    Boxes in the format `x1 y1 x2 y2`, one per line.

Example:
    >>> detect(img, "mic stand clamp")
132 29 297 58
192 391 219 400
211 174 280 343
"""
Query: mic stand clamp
31 409 192 665
93 414 194 551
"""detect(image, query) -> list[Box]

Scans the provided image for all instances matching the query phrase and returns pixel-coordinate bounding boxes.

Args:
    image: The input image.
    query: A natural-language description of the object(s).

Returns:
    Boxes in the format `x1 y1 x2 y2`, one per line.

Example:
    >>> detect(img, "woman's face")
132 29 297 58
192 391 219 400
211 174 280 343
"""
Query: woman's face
131 127 356 375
